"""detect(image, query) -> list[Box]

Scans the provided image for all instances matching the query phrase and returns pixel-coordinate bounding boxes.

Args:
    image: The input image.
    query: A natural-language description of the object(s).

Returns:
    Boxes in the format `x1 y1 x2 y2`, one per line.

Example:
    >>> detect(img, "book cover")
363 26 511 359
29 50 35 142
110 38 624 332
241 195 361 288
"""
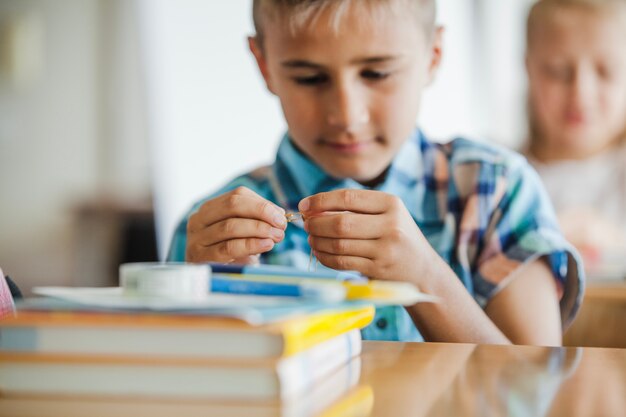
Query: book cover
0 305 373 359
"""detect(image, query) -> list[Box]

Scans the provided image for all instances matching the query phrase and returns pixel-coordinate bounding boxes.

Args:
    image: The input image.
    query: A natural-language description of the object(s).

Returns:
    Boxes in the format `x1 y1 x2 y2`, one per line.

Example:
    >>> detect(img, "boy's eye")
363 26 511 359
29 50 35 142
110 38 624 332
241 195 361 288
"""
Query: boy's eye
293 74 329 86
361 70 390 80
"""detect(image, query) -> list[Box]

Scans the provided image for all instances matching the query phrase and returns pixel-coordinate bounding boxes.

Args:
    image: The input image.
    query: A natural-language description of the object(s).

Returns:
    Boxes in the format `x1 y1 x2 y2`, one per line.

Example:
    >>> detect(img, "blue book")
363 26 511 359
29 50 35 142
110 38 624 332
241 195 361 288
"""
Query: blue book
210 274 346 301
208 262 367 282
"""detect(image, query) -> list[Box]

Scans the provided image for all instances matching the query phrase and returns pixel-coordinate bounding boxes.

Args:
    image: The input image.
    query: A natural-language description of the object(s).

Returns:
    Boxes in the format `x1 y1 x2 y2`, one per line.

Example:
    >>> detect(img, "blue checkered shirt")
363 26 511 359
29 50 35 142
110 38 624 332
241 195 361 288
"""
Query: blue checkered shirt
168 129 584 341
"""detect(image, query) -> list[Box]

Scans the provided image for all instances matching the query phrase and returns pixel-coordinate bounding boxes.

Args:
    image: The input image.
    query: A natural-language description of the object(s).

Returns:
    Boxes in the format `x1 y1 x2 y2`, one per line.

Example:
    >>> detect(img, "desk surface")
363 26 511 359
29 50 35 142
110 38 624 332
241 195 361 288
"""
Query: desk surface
360 341 626 417
1 341 625 417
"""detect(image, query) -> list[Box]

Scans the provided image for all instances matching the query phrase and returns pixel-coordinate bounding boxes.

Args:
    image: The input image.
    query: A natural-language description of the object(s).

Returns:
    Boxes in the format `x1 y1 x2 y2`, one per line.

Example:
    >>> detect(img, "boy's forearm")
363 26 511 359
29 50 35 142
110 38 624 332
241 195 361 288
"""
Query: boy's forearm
406 256 512 345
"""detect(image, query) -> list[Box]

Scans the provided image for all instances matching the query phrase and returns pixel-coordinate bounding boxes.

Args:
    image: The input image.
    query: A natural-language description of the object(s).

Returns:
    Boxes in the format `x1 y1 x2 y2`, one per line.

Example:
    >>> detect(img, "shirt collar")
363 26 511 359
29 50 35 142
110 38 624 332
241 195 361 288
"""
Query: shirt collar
379 129 424 193
275 133 334 200
274 134 370 200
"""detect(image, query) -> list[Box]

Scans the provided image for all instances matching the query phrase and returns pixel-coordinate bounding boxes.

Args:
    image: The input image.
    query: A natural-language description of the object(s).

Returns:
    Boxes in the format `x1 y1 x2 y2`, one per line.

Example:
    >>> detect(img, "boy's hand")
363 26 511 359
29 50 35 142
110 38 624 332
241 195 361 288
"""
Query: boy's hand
299 189 433 284
186 187 287 263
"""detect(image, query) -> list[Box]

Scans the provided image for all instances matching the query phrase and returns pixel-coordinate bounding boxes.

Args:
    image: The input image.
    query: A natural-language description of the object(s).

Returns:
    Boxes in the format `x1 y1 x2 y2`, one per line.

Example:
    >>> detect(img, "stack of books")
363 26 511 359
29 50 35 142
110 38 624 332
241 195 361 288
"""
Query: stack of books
0 262 434 414
0 301 374 403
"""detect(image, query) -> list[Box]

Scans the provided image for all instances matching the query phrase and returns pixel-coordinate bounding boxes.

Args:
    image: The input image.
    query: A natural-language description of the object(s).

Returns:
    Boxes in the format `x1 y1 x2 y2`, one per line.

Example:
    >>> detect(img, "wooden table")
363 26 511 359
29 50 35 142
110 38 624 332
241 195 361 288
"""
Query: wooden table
1 341 624 417
564 281 626 348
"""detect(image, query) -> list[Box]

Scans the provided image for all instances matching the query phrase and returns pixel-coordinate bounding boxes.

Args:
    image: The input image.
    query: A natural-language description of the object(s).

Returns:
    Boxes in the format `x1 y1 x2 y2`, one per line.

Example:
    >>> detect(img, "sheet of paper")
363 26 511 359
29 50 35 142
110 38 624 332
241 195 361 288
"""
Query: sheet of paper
25 287 371 325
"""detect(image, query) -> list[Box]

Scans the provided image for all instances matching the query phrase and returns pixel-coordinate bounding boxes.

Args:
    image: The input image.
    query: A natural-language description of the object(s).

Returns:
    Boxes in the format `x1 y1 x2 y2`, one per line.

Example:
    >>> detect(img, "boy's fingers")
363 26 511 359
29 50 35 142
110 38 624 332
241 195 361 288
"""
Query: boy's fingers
216 238 275 262
232 254 261 265
191 189 286 231
308 236 378 259
299 189 393 215
192 218 285 247
213 190 285 226
305 213 385 239
190 238 275 263
313 251 375 274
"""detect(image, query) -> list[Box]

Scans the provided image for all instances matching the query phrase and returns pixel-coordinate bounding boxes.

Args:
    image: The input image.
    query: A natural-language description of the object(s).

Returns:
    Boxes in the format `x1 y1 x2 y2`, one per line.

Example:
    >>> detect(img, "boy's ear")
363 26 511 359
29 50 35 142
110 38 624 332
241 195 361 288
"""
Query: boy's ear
425 26 444 86
248 36 276 95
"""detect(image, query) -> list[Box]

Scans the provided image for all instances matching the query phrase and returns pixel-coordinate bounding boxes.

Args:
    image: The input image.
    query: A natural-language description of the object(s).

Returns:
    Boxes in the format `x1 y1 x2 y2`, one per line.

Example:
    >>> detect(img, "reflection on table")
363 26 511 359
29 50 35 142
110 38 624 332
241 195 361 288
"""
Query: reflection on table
360 342 626 417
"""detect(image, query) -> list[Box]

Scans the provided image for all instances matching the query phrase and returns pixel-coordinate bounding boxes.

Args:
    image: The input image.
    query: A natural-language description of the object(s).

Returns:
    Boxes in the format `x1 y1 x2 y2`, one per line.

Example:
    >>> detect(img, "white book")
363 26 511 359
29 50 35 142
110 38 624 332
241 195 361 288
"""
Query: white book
0 358 368 417
0 329 361 401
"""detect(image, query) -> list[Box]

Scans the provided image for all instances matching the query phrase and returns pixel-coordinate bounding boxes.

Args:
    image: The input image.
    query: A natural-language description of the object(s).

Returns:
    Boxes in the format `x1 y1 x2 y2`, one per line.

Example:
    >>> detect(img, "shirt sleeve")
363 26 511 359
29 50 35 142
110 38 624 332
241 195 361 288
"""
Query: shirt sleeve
167 219 189 262
167 195 220 262
470 156 585 329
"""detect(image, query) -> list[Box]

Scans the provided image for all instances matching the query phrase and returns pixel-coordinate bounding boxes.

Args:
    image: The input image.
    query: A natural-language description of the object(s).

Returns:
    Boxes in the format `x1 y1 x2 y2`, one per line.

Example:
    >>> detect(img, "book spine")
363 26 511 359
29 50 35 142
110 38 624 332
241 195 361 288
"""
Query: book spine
0 332 363 401
281 305 374 356
276 329 361 399
0 306 374 359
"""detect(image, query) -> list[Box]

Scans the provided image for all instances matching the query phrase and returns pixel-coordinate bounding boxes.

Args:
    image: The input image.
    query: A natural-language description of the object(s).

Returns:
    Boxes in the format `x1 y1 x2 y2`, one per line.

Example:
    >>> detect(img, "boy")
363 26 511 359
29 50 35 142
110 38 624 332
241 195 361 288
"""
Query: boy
169 0 583 345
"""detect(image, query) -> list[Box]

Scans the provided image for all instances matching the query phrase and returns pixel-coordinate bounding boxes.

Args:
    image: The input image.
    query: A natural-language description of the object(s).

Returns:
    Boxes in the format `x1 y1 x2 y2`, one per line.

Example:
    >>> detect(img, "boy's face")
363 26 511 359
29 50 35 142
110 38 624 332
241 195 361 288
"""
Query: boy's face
251 4 441 184
527 8 626 157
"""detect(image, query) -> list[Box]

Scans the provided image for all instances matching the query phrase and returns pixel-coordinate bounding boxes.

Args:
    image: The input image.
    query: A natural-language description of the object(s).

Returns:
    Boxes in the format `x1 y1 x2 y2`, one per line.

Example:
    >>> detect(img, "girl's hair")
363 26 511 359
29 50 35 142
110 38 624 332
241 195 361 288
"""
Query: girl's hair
526 0 626 153
252 0 437 48
527 0 626 47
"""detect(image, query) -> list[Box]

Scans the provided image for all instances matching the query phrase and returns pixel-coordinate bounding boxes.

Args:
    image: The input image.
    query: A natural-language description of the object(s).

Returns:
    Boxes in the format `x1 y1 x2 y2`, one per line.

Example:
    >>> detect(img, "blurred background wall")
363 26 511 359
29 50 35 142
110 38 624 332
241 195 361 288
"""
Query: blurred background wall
0 0 532 293
0 0 151 291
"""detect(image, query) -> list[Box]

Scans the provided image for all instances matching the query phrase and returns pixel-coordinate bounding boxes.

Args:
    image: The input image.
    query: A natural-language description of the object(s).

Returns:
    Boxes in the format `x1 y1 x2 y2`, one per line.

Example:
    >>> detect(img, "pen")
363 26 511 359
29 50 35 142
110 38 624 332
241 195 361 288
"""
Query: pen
207 262 367 282
210 274 346 302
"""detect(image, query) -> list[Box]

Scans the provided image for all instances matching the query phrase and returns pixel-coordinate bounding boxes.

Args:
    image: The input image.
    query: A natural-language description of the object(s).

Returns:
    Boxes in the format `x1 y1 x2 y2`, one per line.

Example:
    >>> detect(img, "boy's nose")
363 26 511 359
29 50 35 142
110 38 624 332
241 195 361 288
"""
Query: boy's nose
326 85 370 130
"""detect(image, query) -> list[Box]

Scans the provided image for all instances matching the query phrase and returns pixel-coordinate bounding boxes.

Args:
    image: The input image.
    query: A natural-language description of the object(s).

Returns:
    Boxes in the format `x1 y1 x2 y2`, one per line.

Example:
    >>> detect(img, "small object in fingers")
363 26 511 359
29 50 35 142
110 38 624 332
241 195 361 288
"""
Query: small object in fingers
285 211 305 223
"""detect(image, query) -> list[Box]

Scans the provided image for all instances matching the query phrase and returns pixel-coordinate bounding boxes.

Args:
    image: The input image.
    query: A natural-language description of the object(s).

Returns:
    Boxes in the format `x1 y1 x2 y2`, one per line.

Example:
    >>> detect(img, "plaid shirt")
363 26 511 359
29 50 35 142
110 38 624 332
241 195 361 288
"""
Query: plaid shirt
169 129 584 341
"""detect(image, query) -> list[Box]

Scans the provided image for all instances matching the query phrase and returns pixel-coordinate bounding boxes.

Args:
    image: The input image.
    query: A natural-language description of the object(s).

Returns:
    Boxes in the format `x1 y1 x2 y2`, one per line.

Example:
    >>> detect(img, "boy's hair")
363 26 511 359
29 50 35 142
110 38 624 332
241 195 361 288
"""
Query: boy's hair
252 0 437 48
527 0 626 46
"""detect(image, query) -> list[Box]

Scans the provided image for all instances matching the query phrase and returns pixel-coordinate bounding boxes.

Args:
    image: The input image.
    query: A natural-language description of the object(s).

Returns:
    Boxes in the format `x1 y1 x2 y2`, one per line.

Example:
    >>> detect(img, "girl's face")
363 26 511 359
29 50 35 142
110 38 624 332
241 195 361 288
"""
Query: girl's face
527 7 626 159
